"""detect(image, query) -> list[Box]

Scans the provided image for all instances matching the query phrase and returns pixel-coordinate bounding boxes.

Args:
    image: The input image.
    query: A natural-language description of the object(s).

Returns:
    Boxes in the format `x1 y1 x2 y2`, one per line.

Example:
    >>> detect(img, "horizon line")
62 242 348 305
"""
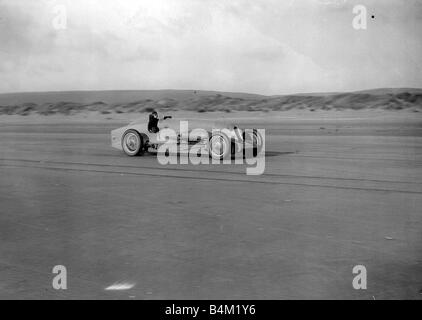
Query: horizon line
0 87 421 97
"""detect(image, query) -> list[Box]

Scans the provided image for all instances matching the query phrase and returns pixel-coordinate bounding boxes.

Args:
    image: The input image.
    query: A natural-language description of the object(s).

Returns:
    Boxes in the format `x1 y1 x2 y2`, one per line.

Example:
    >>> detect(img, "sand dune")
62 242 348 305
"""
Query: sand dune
0 88 421 116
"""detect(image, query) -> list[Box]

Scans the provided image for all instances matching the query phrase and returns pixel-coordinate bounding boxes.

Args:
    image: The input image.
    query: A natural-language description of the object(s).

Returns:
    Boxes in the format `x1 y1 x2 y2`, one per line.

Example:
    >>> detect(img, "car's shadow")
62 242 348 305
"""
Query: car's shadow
261 151 296 158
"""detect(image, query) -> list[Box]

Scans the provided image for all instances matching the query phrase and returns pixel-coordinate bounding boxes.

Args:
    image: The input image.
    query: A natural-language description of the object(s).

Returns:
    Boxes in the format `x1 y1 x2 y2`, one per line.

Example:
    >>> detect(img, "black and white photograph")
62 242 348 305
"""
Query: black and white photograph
0 0 421 303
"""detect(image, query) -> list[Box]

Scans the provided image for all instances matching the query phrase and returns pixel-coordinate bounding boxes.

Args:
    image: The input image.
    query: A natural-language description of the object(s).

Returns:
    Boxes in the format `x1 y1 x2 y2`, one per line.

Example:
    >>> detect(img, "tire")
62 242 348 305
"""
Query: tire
208 132 231 160
122 130 143 156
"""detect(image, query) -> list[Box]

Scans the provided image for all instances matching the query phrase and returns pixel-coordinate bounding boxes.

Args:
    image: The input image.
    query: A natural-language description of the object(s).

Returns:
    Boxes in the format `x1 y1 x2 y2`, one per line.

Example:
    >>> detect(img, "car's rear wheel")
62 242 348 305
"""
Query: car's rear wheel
122 130 143 156
209 132 230 160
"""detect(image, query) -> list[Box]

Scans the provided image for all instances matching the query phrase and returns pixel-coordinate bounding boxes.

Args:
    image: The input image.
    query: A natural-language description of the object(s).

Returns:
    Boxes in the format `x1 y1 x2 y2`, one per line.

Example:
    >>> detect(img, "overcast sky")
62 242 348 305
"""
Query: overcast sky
0 0 421 95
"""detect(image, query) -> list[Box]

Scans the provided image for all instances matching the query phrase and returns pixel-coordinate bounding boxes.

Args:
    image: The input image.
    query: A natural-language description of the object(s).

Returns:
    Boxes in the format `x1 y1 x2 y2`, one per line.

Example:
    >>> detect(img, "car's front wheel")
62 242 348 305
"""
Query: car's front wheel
122 130 143 156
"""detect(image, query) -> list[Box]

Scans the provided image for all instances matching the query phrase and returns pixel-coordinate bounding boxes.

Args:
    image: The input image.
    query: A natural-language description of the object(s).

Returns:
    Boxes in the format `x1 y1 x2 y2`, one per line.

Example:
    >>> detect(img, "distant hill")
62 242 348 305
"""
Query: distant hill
0 90 265 106
0 88 421 115
352 88 422 95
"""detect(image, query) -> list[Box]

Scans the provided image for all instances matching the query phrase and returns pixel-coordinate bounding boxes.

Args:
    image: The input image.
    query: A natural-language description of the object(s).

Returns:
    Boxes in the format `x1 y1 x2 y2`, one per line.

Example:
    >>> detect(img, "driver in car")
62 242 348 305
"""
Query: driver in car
148 111 172 133
148 111 160 133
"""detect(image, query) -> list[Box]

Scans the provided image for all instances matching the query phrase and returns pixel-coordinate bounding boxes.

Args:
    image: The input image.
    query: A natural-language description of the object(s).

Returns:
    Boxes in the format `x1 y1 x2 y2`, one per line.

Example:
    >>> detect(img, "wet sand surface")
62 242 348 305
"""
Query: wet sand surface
0 112 421 299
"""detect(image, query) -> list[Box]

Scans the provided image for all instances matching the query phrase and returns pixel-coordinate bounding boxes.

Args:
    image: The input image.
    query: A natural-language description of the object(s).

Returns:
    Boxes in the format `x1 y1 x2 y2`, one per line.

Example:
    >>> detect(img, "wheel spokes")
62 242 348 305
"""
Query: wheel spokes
125 134 138 151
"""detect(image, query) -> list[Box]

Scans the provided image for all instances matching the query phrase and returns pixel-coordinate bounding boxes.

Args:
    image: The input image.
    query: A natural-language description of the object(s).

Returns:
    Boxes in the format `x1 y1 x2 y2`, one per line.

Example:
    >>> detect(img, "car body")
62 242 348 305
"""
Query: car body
111 116 262 159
